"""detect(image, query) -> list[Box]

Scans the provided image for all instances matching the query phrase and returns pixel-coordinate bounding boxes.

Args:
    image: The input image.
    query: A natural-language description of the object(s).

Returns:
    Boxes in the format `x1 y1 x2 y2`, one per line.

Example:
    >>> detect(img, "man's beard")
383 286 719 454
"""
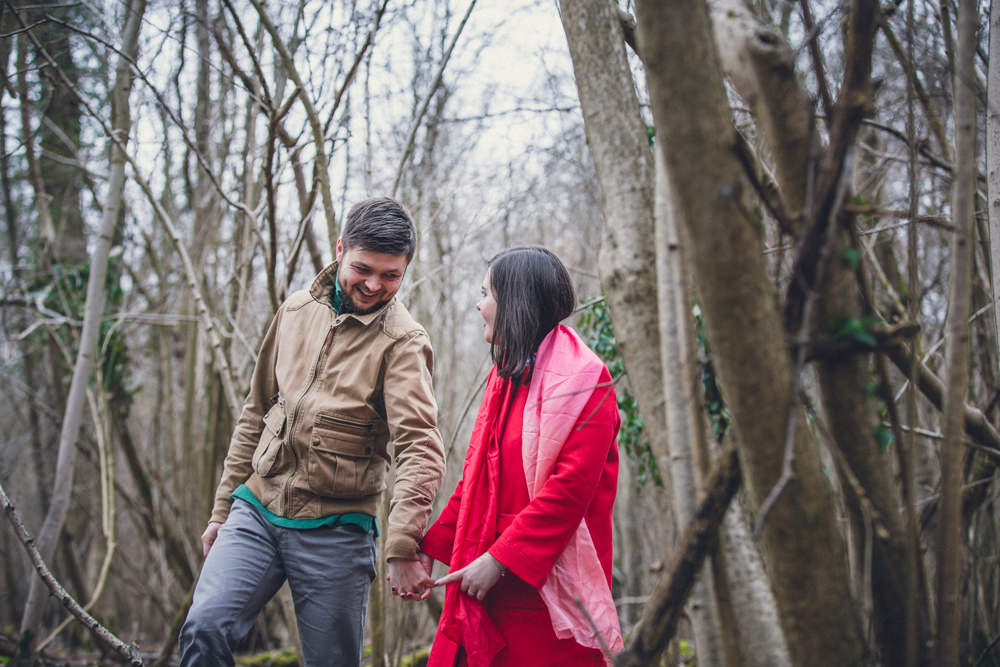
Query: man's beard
339 283 388 315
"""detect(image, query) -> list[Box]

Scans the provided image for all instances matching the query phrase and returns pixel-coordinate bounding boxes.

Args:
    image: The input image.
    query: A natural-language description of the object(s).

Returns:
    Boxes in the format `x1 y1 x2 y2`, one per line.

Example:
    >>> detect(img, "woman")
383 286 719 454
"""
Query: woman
418 246 623 666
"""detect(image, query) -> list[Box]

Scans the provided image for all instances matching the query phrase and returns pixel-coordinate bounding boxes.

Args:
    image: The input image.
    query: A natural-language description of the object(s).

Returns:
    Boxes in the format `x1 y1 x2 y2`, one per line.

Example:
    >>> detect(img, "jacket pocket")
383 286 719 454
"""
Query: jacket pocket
253 399 289 478
307 414 387 499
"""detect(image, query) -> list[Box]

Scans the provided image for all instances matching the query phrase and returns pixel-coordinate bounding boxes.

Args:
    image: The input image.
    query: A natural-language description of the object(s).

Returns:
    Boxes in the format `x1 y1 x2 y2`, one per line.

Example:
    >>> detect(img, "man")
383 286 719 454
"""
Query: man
179 197 445 666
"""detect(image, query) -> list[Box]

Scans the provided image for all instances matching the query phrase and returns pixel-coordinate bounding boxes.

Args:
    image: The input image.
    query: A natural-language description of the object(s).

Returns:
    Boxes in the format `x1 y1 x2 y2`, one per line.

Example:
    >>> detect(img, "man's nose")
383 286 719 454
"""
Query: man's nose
365 276 381 292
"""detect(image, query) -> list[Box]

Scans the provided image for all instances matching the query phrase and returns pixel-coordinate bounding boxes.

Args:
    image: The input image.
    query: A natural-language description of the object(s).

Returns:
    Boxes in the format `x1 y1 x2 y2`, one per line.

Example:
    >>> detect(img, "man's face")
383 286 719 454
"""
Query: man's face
336 239 409 314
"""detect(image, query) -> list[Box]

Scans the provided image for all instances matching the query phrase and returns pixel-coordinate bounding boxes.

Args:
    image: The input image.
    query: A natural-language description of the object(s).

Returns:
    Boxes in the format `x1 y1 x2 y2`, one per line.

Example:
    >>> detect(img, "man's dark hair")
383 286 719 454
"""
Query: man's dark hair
341 197 418 261
487 246 576 382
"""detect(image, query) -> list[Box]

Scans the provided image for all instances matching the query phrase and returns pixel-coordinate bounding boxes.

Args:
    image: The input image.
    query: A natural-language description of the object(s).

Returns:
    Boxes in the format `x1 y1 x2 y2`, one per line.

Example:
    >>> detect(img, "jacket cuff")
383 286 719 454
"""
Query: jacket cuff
385 534 420 561
209 497 233 525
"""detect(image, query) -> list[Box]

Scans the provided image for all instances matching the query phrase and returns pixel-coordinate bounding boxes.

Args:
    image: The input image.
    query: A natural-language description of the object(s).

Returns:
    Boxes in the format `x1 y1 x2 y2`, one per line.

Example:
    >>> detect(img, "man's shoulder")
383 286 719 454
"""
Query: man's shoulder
282 288 317 312
381 300 428 341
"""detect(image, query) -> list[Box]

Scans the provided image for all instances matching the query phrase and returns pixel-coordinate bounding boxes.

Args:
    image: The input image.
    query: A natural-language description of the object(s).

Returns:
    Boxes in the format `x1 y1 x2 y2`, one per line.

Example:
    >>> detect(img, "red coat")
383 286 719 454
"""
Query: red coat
421 365 620 666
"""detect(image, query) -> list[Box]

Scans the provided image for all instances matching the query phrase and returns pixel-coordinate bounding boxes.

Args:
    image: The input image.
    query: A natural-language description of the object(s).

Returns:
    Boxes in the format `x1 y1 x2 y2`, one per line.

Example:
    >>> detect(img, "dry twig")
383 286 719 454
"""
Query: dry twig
0 479 142 665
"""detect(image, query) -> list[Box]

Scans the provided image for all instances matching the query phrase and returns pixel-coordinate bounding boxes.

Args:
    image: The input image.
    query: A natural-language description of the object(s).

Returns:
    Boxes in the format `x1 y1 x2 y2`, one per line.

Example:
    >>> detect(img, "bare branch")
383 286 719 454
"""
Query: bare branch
391 0 478 198
249 0 339 253
1 479 143 665
321 0 389 136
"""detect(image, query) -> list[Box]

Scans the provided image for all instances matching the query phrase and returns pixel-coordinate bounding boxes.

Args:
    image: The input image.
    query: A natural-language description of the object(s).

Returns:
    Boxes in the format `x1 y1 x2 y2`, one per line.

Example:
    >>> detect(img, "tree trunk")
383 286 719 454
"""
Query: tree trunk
710 0 811 226
988 0 1000 364
715 496 791 665
20 0 148 642
635 0 865 663
656 147 792 667
715 1 929 661
653 149 726 665
34 0 86 265
935 0 977 662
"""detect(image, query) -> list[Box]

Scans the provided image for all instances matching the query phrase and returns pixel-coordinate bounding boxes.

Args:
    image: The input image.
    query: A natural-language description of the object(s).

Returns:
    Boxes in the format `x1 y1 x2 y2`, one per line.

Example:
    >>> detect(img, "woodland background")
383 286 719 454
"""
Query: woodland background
0 0 997 665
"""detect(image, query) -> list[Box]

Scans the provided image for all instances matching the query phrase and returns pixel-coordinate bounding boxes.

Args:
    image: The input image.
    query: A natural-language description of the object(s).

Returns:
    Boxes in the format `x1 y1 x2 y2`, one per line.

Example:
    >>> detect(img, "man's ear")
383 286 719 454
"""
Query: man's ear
335 238 343 262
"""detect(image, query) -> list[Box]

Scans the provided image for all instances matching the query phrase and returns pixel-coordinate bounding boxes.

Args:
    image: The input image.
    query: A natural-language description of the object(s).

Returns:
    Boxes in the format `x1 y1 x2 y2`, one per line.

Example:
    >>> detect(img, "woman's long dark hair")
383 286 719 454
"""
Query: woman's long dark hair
487 246 575 382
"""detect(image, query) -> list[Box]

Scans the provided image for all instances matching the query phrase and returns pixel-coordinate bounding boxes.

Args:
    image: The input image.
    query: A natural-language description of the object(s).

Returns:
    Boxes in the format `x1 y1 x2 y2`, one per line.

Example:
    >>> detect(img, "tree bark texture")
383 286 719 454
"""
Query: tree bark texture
988 0 1000 366
710 0 812 226
936 0 978 662
33 0 87 265
635 0 866 663
556 0 671 558
653 148 726 665
656 145 790 667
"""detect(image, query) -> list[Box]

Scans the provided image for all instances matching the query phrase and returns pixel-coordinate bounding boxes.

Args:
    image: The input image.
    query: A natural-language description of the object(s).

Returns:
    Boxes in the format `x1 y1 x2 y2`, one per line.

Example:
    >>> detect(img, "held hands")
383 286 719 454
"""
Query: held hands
434 552 505 601
387 556 435 601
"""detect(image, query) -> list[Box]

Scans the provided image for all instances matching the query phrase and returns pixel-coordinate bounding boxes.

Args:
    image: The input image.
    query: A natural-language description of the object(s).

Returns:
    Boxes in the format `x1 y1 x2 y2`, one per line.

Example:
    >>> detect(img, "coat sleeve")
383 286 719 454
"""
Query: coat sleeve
488 367 619 589
209 304 285 524
383 331 447 561
419 476 464 566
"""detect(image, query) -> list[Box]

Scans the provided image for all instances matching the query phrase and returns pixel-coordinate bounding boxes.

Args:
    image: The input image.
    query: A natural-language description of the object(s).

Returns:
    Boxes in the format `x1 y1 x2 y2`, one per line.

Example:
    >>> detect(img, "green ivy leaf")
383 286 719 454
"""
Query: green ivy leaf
830 316 877 348
842 246 861 270
873 424 893 452
577 298 663 491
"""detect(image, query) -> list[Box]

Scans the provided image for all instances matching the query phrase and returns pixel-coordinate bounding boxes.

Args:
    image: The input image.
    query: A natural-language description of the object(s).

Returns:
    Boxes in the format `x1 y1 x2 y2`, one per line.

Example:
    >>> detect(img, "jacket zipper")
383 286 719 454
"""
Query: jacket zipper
281 324 335 515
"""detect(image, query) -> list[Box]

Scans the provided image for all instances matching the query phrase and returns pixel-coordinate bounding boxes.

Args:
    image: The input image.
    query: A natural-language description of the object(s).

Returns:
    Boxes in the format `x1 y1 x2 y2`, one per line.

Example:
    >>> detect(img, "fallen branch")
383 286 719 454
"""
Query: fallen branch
615 443 741 666
0 479 143 665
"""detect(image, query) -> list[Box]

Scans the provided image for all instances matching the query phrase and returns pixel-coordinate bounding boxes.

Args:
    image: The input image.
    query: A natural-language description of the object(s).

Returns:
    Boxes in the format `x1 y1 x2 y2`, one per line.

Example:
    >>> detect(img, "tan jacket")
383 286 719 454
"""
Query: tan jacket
210 263 445 560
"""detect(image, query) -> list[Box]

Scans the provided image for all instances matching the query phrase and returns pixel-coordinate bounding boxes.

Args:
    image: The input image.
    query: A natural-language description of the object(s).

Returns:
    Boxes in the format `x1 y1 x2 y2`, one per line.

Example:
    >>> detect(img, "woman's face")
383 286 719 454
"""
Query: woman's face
477 269 498 344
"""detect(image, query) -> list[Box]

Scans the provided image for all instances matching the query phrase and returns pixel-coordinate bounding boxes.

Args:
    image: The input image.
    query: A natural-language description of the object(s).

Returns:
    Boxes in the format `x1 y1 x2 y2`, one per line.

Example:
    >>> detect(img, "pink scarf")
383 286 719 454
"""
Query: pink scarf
523 325 624 656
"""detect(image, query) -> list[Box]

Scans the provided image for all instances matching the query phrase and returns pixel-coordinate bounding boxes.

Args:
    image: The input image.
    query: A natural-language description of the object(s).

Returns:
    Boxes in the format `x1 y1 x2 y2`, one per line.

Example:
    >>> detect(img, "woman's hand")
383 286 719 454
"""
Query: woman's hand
387 557 435 601
434 552 505 600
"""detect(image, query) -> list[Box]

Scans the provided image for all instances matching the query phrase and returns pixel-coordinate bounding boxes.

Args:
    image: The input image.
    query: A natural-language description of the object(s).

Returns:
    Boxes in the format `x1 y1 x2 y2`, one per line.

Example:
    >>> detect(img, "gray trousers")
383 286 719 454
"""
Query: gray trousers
178 499 376 667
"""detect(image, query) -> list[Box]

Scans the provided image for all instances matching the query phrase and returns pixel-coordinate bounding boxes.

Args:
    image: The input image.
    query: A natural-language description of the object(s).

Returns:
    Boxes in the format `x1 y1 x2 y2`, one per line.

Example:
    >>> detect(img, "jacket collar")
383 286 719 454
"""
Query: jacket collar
310 262 395 326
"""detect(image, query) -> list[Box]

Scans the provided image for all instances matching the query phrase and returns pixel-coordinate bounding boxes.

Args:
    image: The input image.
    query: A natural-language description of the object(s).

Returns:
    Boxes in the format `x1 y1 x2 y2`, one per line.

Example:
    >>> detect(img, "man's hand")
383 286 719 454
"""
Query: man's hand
387 557 435 601
434 552 504 601
201 521 222 557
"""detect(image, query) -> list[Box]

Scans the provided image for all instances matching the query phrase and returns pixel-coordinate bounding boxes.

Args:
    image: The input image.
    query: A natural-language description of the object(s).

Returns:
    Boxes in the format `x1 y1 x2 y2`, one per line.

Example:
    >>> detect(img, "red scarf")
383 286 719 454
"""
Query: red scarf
437 368 512 664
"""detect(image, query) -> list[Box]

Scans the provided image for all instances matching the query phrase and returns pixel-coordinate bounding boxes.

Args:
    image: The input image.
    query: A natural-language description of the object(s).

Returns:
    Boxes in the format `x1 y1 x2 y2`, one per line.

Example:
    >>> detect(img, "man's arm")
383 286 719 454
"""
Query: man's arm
381 330 446 561
207 306 285 525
